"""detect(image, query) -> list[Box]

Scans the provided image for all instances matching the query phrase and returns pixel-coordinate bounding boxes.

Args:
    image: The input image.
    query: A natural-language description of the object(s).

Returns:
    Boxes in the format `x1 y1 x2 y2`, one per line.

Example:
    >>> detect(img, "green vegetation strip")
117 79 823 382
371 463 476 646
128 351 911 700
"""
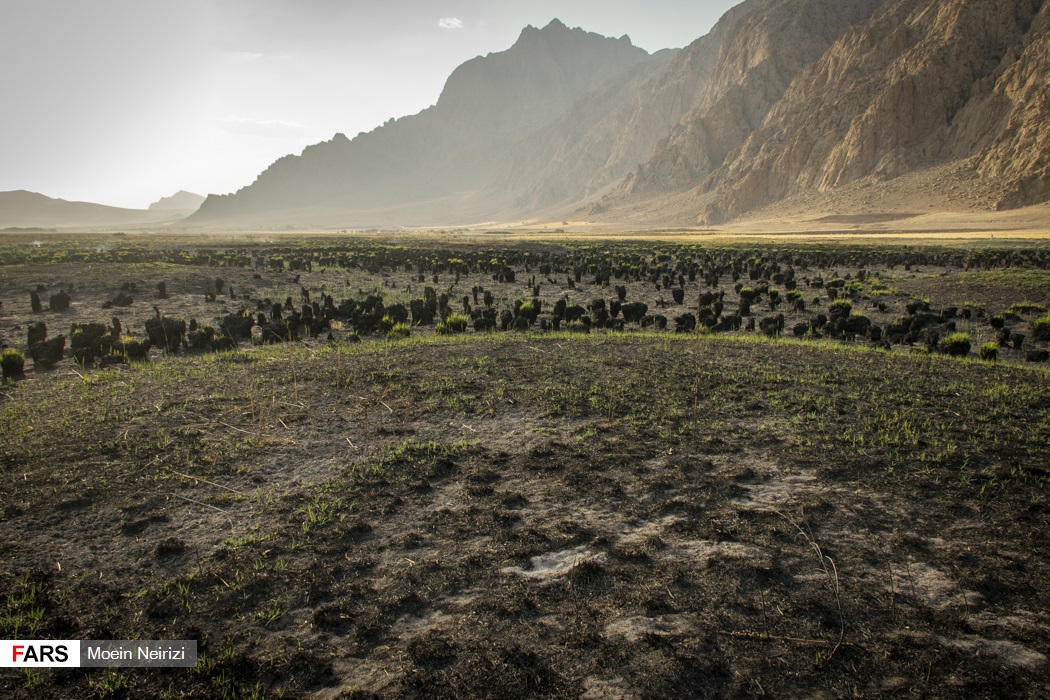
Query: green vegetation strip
3 332 1047 491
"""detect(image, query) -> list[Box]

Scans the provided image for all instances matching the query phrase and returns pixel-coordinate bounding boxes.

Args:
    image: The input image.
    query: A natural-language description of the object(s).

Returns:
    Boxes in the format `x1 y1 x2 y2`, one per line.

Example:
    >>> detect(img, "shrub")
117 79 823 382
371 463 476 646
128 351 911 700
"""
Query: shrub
386 323 411 339
829 299 852 319
565 321 590 334
437 313 469 335
518 300 539 323
1 349 25 380
905 298 930 314
48 290 72 311
1033 314 1050 342
674 313 696 333
221 311 254 339
842 314 871 336
979 341 999 362
114 336 150 361
29 336 64 368
939 332 971 357
144 316 186 353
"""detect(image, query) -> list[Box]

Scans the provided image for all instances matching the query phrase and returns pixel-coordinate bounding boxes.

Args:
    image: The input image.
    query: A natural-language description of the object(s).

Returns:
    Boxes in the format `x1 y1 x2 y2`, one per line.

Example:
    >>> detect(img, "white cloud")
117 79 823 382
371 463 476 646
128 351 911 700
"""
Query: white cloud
219 116 308 139
438 17 464 30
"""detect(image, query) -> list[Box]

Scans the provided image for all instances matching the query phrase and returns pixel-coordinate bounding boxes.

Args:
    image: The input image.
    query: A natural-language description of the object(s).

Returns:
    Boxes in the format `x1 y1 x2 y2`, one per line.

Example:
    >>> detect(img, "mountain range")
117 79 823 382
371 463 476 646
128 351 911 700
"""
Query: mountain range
7 0 1050 230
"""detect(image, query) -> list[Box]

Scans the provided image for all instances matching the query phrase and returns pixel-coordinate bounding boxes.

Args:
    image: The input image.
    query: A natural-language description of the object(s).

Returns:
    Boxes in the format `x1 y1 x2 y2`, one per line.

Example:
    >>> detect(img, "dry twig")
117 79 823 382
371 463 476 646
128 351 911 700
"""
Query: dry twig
775 508 846 662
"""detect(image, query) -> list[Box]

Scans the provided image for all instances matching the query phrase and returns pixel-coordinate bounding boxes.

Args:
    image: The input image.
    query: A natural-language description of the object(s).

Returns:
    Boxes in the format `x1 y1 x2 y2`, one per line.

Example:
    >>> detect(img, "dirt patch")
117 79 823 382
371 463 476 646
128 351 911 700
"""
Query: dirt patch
502 546 606 581
941 635 1048 673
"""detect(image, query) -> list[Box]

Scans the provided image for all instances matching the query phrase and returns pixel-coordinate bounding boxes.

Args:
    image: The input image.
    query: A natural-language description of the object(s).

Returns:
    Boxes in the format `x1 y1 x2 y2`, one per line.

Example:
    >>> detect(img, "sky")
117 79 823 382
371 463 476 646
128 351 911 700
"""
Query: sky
0 0 741 209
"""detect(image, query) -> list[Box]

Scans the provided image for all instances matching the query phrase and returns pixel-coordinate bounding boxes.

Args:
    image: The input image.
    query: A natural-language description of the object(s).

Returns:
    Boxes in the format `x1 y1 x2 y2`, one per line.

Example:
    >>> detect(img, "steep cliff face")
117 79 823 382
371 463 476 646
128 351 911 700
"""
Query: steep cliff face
694 0 1049 223
619 0 883 198
961 1 1050 209
191 19 649 223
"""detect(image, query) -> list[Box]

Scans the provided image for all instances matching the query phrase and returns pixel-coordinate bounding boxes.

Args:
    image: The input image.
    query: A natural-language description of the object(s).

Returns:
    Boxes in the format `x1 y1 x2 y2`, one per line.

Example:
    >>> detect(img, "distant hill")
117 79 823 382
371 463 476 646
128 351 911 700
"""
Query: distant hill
0 190 202 229
185 1 1050 229
0 190 187 229
149 190 205 214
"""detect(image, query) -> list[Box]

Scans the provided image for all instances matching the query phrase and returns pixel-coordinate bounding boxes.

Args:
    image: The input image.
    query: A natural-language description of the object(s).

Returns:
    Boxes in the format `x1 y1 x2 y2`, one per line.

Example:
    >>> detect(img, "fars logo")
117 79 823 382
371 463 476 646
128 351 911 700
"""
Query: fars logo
1 640 81 667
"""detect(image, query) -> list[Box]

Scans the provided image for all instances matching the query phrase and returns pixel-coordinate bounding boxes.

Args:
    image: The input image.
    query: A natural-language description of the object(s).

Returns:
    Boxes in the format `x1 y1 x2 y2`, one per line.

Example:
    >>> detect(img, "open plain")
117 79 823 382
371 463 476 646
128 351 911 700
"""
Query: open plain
1 231 1049 698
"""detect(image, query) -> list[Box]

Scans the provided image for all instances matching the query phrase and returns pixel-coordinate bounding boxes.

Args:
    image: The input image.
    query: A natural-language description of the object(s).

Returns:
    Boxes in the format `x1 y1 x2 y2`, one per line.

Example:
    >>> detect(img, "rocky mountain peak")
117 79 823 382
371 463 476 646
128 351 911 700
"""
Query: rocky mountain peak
191 19 650 226
186 2 1050 229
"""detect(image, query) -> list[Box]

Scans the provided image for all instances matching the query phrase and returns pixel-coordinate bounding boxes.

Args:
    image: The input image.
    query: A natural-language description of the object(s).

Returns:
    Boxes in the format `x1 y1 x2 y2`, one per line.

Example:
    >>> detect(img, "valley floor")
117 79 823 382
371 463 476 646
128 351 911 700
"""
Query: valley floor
1 235 1049 698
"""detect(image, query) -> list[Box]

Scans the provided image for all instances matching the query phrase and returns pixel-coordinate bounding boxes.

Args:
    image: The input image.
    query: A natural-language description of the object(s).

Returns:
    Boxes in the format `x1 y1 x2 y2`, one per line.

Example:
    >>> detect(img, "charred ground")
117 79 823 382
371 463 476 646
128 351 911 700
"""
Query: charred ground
1 234 1049 698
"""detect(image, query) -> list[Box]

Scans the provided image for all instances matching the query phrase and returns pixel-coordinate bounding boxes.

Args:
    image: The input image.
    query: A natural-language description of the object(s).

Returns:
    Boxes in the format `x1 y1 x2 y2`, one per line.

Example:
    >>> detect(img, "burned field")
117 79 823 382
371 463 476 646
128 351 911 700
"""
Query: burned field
2 236 1050 370
1 235 1050 698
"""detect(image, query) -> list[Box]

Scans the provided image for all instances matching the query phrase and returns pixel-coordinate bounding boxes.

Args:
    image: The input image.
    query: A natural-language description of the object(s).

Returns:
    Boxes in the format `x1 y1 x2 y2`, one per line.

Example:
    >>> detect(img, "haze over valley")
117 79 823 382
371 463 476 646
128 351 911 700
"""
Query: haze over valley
3 0 1050 231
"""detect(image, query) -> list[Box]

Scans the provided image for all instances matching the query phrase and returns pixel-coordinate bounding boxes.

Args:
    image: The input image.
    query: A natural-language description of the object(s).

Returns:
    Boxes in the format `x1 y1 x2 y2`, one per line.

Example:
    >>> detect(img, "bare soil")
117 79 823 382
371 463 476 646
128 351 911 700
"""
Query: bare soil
1 236 1049 698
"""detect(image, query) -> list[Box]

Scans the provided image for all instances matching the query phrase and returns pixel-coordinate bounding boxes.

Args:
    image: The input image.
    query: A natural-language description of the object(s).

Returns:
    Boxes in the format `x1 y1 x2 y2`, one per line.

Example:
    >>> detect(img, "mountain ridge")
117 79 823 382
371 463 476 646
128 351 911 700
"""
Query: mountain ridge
51 2 1050 230
189 19 652 227
590 0 1050 225
0 190 188 229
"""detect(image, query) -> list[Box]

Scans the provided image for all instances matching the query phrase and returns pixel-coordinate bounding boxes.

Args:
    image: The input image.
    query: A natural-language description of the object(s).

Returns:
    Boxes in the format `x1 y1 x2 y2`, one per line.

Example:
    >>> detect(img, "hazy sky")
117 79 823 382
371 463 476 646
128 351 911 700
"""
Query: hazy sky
0 1 741 209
